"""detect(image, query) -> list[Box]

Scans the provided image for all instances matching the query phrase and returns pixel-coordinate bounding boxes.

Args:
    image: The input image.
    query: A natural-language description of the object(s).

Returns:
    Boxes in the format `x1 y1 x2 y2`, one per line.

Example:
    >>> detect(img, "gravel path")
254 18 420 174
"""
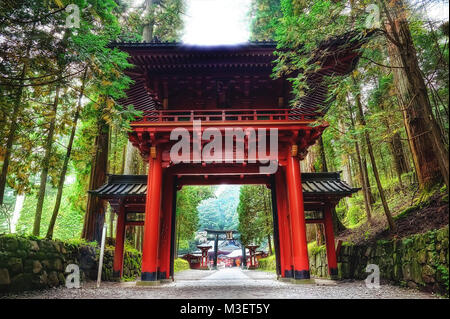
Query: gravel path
2 268 438 299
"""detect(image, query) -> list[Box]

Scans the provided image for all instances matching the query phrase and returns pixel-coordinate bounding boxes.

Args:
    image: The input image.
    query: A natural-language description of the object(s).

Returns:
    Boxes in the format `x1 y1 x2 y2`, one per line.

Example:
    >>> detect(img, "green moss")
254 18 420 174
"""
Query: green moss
341 241 353 247
308 242 326 255
63 238 97 248
394 205 419 221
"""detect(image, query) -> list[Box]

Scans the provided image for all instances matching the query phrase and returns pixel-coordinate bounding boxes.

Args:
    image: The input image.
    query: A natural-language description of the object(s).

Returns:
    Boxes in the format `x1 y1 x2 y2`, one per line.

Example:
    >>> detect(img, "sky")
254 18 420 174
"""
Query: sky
415 1 449 21
181 0 252 45
129 0 449 46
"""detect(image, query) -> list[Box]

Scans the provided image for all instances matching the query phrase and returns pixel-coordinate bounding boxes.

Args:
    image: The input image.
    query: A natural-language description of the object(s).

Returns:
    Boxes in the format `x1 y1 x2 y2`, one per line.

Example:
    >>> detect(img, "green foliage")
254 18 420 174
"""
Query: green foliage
198 186 240 231
177 239 190 251
174 258 190 273
249 0 282 41
176 186 215 245
64 237 98 248
437 263 449 294
257 254 276 272
16 183 84 240
0 198 15 234
237 185 273 246
347 205 362 226
308 241 326 255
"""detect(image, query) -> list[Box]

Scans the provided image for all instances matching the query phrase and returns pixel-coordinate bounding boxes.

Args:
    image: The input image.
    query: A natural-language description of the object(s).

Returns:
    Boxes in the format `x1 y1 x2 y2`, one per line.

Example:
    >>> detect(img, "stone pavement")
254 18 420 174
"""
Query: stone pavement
2 268 438 299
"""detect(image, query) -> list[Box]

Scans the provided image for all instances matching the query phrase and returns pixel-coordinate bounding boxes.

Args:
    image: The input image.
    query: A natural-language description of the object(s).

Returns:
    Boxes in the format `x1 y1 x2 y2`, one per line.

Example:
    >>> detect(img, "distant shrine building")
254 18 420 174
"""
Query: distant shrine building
91 38 365 284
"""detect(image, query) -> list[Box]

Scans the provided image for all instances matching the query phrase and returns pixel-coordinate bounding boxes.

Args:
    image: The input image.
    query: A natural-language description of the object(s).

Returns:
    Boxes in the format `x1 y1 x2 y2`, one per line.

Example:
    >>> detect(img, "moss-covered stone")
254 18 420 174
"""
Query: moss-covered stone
48 271 59 287
308 226 449 295
8 257 23 275
3 237 19 252
417 250 427 264
10 273 34 292
32 260 42 274
0 234 142 294
29 241 39 251
51 258 63 271
0 268 10 285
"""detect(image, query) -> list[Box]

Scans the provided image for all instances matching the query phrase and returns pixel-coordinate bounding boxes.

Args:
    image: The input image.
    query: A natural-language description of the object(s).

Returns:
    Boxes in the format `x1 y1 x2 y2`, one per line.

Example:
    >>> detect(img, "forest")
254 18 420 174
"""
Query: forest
0 0 448 257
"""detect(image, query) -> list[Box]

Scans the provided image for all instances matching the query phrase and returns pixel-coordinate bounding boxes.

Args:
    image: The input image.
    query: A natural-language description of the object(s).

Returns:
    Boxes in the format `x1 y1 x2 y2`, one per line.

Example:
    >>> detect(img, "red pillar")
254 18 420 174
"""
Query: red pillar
141 149 163 282
113 204 126 279
275 168 293 278
158 172 174 280
324 205 338 278
286 149 310 280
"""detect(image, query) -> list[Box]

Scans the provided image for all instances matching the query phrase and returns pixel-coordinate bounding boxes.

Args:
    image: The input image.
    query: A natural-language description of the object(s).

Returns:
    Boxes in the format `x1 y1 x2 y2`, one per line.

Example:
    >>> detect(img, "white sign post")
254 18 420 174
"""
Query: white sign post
97 223 107 288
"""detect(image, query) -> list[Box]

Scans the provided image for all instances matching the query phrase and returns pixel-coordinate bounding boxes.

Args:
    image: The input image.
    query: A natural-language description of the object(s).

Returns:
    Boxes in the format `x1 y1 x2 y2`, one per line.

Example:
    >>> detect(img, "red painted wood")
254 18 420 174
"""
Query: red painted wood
138 108 317 123
177 175 270 186
324 206 338 276
124 221 145 226
286 151 310 278
141 151 163 280
158 172 174 279
275 168 293 278
113 205 126 277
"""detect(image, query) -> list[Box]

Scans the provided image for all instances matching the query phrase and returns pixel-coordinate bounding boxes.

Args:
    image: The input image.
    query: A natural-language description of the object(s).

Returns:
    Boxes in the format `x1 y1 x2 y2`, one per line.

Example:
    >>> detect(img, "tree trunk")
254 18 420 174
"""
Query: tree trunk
383 0 449 189
347 99 372 222
82 118 109 243
0 32 34 205
123 141 140 174
354 79 396 231
338 119 353 187
142 0 154 42
315 224 324 246
0 80 24 206
317 136 328 172
361 150 375 205
262 186 273 255
33 85 60 236
391 131 409 174
46 69 88 239
316 136 346 233
381 104 409 190
267 234 272 256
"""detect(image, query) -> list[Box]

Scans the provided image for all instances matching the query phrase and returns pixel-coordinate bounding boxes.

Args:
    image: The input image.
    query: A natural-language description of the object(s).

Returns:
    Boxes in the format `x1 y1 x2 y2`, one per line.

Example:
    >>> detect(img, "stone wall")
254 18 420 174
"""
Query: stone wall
0 235 142 293
309 226 449 295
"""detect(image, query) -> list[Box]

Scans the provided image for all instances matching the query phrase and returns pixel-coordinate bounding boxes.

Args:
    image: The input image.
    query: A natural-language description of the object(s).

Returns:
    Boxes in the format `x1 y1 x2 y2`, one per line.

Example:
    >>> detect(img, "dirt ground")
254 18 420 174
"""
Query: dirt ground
1 268 440 299
337 192 449 244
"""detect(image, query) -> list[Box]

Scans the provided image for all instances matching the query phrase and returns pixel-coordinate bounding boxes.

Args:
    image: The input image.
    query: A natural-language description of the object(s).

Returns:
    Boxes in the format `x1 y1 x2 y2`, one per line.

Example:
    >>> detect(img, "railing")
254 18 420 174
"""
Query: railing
138 108 318 123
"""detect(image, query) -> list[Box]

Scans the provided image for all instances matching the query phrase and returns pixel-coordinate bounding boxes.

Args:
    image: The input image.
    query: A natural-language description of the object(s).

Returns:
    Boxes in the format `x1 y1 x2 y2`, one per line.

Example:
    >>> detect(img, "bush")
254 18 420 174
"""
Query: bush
347 205 361 226
258 255 276 272
174 258 190 273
